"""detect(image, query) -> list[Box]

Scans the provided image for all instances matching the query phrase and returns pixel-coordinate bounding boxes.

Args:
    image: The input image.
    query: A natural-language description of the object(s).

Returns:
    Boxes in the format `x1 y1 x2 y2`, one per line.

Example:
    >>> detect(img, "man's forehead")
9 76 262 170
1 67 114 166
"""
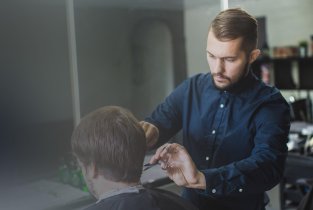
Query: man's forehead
207 31 244 55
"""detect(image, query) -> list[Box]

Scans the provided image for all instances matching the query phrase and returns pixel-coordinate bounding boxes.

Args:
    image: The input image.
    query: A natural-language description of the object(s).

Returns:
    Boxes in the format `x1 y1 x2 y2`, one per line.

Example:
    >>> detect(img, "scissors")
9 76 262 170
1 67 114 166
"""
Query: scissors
143 144 170 171
143 162 161 171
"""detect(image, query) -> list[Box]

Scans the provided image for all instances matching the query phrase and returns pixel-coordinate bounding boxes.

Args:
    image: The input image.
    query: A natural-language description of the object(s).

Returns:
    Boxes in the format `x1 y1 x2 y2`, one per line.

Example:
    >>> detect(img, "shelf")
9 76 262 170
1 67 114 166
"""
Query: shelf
252 57 313 90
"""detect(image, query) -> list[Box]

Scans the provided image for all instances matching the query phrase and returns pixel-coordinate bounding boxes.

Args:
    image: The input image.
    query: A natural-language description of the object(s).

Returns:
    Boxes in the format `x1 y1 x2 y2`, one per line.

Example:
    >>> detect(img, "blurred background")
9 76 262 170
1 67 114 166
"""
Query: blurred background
0 0 312 209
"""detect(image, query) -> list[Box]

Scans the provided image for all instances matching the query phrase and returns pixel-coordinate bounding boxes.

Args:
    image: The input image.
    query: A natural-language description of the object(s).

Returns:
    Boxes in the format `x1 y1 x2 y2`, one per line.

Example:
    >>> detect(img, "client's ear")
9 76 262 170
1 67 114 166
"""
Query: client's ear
78 160 98 179
90 163 99 179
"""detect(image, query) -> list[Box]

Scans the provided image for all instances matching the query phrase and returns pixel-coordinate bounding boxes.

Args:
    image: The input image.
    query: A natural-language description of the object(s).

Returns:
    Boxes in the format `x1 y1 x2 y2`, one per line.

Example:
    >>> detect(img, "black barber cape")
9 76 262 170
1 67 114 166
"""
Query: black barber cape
85 188 198 210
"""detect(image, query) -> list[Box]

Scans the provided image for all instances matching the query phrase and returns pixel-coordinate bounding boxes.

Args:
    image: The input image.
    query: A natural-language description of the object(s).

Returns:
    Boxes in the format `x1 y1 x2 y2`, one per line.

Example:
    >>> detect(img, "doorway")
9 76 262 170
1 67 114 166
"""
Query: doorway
131 20 174 119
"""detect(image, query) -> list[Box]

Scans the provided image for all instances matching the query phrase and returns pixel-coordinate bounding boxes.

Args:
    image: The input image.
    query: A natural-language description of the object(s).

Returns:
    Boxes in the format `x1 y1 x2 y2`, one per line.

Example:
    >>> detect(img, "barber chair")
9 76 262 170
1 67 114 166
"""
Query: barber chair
280 154 313 210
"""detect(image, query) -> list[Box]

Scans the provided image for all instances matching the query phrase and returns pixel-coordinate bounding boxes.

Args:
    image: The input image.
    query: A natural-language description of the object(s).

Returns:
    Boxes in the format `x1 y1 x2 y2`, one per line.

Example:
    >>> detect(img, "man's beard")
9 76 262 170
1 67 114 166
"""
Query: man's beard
211 62 250 91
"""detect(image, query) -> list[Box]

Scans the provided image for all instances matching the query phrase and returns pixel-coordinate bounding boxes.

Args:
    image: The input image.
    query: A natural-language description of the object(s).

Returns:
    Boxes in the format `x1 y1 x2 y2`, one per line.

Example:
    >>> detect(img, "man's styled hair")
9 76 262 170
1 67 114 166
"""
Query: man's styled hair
71 106 146 183
211 8 258 54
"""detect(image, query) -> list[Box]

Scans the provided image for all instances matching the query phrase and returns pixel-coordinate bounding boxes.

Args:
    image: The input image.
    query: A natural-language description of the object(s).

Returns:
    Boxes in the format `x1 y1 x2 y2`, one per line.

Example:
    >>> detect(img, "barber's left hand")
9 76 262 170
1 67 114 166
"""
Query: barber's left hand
150 143 206 190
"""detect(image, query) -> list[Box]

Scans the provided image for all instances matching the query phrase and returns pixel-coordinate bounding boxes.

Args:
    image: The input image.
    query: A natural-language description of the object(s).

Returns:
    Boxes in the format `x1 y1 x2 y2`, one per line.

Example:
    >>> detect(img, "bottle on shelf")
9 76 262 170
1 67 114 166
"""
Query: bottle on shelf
299 41 308 58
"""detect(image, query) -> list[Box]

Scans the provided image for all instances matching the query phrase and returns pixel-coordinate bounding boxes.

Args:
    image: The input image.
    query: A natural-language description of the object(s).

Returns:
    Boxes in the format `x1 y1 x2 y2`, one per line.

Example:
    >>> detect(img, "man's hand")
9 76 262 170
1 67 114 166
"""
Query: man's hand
140 121 159 149
149 143 206 190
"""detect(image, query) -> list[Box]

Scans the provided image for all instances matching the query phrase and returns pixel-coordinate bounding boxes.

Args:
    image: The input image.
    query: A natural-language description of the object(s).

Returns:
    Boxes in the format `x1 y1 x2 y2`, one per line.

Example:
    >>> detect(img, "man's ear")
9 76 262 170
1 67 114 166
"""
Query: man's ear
80 161 99 179
248 49 261 64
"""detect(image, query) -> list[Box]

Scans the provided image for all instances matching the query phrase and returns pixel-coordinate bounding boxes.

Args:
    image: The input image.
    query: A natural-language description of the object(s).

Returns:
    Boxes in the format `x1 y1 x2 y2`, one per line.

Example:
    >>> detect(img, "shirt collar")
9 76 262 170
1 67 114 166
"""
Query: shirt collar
227 70 257 95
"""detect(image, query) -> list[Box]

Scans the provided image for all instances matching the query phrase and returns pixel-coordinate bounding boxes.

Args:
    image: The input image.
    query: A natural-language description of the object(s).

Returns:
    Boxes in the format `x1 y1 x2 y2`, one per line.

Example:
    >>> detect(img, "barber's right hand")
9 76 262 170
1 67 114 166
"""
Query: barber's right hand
140 121 159 149
149 143 206 189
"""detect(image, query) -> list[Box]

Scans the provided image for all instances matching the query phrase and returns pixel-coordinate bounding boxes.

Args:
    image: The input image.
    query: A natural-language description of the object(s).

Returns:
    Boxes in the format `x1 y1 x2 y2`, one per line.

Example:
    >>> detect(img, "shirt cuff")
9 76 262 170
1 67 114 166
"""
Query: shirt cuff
194 168 218 197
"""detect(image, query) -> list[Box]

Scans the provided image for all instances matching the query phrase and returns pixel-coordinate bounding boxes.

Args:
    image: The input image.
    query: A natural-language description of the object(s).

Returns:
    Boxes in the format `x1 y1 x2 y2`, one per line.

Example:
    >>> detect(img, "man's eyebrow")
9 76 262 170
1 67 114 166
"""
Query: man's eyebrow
206 50 214 56
224 56 237 59
206 50 237 59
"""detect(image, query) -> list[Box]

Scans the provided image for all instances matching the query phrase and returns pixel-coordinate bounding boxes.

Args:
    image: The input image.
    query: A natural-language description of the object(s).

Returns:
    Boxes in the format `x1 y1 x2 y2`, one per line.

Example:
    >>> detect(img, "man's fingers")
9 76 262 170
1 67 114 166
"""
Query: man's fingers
149 143 186 167
160 160 168 169
165 166 188 187
140 121 159 149
155 143 169 157
149 154 159 164
159 144 170 158
149 144 167 164
160 143 183 157
149 143 170 164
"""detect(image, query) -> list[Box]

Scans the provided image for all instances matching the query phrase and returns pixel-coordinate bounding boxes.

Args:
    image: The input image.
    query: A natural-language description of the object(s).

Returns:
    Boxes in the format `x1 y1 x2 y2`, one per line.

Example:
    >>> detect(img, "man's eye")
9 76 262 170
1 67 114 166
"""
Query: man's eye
225 58 235 62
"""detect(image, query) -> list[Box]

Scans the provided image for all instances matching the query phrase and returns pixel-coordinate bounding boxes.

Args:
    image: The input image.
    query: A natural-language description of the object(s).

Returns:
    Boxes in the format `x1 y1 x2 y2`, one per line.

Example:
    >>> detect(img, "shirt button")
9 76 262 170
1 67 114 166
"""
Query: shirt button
220 104 224 108
212 189 216 193
239 188 243 193
212 130 216 134
205 156 210 161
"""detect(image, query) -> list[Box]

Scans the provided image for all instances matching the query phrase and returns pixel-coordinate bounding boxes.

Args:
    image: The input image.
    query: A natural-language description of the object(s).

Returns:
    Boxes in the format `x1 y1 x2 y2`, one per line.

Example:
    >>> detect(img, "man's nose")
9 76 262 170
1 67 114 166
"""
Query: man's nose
213 59 224 73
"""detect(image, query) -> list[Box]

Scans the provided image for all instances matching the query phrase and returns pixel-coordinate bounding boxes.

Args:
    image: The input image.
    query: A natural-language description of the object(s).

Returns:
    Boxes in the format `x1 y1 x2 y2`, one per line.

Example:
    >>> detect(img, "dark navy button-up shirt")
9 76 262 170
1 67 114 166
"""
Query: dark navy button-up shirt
145 71 290 210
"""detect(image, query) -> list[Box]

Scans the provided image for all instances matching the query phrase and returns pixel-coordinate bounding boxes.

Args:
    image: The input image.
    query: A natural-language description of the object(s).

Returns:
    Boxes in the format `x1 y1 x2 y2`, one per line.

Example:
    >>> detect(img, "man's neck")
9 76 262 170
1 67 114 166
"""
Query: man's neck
224 70 255 94
94 177 141 200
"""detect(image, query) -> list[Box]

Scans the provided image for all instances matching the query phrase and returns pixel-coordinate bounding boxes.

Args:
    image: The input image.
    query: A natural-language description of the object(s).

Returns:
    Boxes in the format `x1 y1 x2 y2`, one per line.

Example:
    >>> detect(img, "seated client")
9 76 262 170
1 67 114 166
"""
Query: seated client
71 106 198 210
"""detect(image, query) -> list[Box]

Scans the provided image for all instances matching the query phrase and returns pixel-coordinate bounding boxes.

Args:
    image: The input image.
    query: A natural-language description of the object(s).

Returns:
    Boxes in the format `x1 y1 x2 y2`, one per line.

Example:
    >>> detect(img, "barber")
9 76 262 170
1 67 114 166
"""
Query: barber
141 8 290 210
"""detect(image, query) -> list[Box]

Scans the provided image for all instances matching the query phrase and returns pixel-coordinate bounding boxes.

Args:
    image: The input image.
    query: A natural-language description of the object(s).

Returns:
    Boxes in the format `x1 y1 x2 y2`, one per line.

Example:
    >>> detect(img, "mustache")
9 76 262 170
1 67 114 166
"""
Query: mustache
212 73 230 81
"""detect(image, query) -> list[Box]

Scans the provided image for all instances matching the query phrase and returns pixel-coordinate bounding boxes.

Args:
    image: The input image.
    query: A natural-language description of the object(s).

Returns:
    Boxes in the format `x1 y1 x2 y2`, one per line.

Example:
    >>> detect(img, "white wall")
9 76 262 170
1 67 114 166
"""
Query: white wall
184 5 220 76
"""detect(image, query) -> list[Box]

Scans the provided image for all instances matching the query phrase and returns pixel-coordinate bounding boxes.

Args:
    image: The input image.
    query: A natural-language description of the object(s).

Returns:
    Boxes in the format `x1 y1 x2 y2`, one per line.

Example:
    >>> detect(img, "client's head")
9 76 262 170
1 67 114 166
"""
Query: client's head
71 106 146 198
